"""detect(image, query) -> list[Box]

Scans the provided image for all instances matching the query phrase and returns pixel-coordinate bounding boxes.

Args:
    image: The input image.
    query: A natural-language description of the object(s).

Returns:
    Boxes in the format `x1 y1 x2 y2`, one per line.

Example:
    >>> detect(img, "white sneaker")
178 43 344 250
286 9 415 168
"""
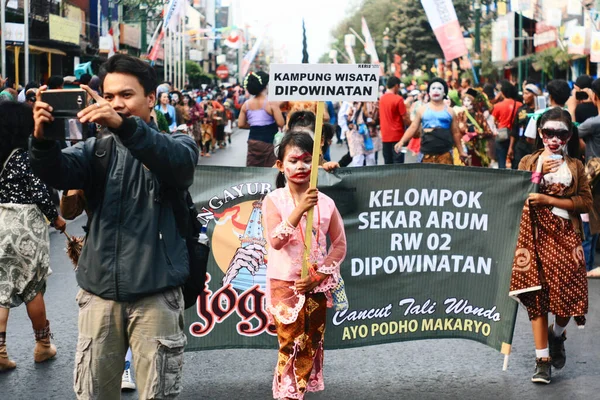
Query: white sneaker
121 367 136 391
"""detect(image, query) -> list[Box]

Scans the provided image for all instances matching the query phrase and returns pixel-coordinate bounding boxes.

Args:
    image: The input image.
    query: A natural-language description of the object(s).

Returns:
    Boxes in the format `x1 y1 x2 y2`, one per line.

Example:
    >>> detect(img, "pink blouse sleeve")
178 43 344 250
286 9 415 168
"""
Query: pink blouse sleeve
318 206 346 275
263 195 298 250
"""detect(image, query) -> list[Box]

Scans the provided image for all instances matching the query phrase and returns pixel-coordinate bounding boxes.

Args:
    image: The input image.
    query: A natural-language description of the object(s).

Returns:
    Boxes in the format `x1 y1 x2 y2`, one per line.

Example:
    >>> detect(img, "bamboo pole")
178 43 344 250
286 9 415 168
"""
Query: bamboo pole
15 47 20 88
301 101 325 279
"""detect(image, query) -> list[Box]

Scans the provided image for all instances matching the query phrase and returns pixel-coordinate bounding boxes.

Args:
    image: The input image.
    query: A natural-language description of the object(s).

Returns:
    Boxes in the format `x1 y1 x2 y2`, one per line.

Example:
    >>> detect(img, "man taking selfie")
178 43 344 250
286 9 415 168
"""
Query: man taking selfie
29 54 199 399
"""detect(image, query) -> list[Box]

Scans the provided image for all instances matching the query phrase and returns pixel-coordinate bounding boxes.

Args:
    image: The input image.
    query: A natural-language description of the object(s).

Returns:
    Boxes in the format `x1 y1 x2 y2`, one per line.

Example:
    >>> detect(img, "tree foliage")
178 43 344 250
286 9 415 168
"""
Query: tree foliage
327 0 499 72
186 61 214 88
327 0 398 63
389 0 474 71
532 47 572 80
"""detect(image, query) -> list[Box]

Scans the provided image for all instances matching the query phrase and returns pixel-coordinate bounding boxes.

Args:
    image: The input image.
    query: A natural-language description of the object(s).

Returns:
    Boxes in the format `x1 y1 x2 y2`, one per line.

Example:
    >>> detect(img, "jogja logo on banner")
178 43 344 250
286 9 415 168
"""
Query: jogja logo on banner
185 165 535 359
420 0 468 61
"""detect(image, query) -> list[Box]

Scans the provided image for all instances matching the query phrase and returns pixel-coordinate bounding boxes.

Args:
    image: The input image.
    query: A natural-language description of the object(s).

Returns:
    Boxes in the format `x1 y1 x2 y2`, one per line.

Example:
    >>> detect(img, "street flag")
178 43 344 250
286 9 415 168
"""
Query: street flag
393 54 402 78
148 29 165 61
568 26 589 55
164 0 185 33
344 34 356 64
420 0 468 61
361 17 380 63
361 17 383 75
107 27 117 57
592 31 600 62
240 36 263 79
224 30 242 49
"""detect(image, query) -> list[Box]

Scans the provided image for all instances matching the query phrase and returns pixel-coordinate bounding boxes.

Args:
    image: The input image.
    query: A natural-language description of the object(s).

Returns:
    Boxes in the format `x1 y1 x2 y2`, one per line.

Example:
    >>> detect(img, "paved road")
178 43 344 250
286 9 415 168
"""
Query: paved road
2 130 599 399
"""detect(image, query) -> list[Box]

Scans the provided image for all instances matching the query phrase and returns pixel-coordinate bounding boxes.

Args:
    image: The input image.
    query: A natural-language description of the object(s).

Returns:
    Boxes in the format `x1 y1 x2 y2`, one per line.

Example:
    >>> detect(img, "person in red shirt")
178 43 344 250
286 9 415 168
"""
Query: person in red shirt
492 80 522 168
379 77 411 164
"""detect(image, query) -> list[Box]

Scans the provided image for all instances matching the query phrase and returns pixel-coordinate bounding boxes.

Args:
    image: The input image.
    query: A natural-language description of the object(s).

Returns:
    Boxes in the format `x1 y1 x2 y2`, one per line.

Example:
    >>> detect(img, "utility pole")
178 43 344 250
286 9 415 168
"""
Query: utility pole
140 3 148 55
474 0 481 78
517 12 523 84
1 0 6 80
25 0 29 84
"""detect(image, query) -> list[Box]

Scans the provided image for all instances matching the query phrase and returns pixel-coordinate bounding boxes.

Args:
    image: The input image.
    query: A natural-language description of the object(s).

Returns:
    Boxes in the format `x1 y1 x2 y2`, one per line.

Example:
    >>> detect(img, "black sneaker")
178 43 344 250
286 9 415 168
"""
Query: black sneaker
532 357 552 384
548 325 566 369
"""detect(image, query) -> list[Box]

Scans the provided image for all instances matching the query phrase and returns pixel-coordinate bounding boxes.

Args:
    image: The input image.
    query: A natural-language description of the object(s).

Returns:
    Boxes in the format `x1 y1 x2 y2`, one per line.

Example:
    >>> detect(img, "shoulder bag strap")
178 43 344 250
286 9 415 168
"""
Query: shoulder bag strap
85 135 114 232
509 100 518 129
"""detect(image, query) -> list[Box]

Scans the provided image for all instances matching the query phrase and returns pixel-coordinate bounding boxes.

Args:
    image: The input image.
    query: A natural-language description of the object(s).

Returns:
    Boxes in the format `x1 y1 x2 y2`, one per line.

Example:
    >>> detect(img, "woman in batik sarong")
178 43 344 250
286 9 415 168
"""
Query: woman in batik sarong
262 132 346 399
510 107 592 384
238 71 285 167
0 102 65 371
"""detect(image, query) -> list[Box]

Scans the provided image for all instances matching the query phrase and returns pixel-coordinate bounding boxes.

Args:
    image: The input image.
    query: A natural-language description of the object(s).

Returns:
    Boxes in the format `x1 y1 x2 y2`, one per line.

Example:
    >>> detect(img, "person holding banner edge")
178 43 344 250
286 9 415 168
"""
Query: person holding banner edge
262 132 346 400
509 107 592 384
394 78 469 165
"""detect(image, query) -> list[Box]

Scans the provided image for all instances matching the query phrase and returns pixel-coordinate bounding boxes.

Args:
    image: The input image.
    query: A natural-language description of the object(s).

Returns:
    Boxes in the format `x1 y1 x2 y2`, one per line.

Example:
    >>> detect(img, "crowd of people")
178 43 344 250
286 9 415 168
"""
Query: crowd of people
0 52 600 399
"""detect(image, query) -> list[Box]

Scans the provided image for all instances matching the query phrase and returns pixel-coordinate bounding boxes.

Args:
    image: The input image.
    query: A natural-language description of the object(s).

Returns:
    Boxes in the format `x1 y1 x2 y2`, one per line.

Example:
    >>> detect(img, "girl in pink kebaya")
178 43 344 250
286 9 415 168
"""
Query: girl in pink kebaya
262 131 347 400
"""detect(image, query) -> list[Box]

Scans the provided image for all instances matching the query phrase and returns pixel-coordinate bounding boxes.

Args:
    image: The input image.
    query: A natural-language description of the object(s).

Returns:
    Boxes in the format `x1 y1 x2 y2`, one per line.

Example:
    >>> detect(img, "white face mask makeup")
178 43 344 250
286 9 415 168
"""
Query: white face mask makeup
282 146 312 184
463 96 473 111
539 120 570 154
429 82 445 101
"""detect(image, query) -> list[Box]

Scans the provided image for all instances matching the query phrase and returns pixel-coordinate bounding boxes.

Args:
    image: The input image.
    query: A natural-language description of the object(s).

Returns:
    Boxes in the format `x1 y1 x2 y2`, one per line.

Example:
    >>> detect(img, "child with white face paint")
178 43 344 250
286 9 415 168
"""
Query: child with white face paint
263 131 347 400
509 107 592 385
394 78 469 164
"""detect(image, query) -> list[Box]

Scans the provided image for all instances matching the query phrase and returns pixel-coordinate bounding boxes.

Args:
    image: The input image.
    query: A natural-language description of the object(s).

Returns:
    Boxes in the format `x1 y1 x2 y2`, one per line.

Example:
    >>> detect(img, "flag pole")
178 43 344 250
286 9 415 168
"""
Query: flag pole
348 27 367 48
301 101 325 279
503 354 510 371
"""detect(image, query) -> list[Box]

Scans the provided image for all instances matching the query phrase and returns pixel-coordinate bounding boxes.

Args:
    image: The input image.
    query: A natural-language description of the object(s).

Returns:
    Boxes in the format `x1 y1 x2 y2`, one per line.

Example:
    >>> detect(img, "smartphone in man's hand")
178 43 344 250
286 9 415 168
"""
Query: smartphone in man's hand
576 91 589 101
40 89 88 140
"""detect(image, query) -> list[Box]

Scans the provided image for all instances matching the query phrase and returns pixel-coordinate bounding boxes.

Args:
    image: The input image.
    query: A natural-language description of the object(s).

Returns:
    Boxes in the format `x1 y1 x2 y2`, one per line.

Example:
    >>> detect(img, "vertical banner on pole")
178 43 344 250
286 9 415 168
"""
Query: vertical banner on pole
360 17 382 75
420 0 468 60
240 35 263 79
568 26 589 55
591 31 600 62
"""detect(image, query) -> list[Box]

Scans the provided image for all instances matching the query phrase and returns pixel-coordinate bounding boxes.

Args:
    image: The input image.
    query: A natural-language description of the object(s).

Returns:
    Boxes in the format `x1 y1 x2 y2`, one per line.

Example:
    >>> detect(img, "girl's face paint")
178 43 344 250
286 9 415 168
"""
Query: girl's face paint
539 120 571 154
283 146 312 184
429 82 445 101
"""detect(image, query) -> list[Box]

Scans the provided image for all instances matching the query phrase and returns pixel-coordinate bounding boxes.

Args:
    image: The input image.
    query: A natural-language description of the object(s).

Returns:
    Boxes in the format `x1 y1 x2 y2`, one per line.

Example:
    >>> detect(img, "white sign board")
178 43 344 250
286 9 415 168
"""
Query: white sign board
99 36 114 52
4 23 24 43
189 49 203 61
268 64 379 102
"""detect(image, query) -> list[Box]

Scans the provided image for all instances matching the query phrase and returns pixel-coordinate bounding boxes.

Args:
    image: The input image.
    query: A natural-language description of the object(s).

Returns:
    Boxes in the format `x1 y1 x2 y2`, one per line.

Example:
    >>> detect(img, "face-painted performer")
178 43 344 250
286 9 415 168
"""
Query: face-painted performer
539 120 570 155
394 78 470 165
263 131 347 400
456 89 495 167
509 107 591 385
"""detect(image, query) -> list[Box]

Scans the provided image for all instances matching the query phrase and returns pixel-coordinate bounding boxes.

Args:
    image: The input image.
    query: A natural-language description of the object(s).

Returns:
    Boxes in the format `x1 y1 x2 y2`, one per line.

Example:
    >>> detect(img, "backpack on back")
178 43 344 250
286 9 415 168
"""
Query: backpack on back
92 136 208 309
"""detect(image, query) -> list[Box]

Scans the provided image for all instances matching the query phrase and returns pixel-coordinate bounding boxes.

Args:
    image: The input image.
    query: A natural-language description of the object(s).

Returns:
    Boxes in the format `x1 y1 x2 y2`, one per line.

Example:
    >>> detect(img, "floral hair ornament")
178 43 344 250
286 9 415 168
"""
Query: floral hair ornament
243 71 264 91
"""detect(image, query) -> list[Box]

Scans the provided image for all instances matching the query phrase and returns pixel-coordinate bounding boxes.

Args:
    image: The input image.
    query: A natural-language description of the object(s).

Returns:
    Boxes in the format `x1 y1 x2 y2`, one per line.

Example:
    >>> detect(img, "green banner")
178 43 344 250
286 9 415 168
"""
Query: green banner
184 165 534 355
